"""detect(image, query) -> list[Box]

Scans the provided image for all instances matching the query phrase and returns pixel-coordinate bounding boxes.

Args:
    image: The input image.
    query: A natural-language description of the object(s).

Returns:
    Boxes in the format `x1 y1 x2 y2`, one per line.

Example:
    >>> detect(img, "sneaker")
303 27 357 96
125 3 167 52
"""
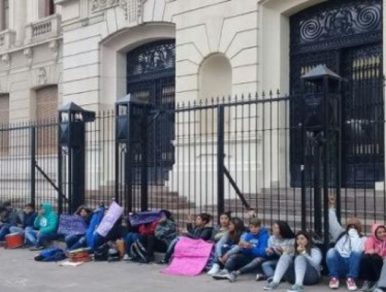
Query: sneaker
264 282 280 290
226 271 238 283
207 264 220 276
29 246 44 251
157 259 168 265
123 254 135 261
256 273 267 281
212 269 229 280
287 284 304 292
329 277 340 289
346 278 358 291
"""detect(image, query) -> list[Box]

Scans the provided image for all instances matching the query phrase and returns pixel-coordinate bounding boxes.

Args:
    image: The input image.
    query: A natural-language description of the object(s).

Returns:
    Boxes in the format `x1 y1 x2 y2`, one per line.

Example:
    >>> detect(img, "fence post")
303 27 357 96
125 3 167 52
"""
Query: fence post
217 105 225 219
30 126 36 207
300 122 306 231
116 94 150 213
58 103 95 213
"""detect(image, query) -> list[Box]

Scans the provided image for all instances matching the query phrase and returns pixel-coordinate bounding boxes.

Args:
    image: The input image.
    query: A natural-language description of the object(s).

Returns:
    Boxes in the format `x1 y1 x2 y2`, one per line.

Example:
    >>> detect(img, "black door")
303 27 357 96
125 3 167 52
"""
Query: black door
126 40 176 184
290 0 383 187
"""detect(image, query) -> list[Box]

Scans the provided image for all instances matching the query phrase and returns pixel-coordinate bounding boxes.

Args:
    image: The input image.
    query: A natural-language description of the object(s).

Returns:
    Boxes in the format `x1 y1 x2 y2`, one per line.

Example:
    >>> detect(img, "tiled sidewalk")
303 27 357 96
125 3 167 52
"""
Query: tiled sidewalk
0 249 334 292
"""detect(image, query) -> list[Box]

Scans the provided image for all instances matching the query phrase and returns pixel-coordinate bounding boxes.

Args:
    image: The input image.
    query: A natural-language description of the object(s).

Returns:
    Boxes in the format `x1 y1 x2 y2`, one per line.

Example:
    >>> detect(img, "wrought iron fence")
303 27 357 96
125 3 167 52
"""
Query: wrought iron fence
0 90 385 238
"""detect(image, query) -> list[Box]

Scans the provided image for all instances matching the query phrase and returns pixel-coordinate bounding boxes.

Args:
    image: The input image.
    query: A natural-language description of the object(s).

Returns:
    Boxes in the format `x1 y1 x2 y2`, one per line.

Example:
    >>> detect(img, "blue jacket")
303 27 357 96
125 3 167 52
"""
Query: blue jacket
240 228 269 258
23 212 37 228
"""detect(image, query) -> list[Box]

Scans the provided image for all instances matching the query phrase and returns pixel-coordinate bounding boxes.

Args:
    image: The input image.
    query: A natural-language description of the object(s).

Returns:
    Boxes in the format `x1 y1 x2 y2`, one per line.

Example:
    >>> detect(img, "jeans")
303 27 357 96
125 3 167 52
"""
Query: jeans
224 253 263 273
24 227 57 247
326 248 362 279
125 232 141 254
9 226 24 235
65 234 83 250
68 235 87 250
164 237 180 262
0 224 11 241
272 254 320 286
262 260 278 277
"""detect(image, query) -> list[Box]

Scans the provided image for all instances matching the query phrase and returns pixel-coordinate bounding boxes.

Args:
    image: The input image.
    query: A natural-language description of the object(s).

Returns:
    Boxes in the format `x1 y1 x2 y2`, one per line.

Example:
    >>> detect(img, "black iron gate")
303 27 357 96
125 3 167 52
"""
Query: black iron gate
290 0 384 187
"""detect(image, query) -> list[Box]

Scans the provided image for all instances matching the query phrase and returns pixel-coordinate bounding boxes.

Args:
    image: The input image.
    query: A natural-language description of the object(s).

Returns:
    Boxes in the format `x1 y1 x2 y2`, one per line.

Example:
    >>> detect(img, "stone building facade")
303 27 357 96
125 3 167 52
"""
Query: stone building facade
0 0 385 209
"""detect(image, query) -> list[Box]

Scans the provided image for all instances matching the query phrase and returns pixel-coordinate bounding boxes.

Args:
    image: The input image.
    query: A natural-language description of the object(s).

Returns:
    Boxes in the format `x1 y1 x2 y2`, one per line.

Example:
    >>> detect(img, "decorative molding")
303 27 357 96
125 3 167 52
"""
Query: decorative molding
23 48 33 67
0 30 16 52
37 67 48 85
49 40 59 60
25 14 62 45
119 0 147 23
90 0 120 13
1 54 10 66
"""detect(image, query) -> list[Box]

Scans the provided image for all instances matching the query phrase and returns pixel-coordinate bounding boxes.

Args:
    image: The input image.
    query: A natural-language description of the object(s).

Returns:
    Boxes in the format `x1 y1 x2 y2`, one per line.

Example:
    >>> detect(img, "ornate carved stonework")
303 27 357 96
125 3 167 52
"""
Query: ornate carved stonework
49 40 59 60
37 67 47 85
119 0 146 23
23 48 33 67
1 54 10 66
90 0 120 13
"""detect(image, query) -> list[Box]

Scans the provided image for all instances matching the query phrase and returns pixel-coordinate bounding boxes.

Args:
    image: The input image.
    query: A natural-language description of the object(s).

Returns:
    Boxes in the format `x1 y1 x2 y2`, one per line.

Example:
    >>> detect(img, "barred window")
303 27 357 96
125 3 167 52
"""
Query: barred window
36 85 58 154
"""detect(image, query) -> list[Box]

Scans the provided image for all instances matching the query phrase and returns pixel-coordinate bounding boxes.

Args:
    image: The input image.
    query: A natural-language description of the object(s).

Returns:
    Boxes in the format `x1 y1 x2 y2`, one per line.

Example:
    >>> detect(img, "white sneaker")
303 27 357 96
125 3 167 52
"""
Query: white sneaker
207 263 220 276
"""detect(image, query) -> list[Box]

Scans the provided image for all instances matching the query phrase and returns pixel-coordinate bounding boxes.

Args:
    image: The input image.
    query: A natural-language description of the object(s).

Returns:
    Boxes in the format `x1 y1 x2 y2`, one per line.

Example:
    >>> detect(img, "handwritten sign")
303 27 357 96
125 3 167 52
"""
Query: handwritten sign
96 202 124 237
129 211 161 226
57 215 87 236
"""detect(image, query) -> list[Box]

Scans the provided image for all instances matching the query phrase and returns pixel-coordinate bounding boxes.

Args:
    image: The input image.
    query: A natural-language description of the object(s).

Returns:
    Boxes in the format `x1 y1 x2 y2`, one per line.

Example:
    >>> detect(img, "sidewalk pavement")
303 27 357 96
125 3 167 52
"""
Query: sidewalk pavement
0 249 334 292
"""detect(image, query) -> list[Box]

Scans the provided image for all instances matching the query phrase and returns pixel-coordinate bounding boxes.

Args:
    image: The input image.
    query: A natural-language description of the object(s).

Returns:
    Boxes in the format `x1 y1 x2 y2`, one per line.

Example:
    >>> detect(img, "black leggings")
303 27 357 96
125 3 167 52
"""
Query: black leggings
360 253 383 282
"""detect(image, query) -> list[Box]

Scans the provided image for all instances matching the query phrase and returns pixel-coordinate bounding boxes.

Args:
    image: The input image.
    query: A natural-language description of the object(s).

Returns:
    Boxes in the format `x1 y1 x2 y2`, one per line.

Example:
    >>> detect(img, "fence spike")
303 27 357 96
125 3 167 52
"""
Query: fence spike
248 93 252 100
277 89 280 97
269 90 273 98
262 91 266 98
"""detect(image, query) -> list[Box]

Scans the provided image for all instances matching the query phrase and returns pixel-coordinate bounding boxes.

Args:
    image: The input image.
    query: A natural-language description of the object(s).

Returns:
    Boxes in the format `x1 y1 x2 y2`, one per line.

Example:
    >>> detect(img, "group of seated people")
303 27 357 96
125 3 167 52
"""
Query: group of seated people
1 196 386 292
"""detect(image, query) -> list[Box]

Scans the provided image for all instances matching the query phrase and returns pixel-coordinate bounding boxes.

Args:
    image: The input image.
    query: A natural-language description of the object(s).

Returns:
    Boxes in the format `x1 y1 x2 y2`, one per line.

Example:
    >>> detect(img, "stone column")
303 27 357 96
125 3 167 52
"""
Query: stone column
10 0 26 44
0 0 4 31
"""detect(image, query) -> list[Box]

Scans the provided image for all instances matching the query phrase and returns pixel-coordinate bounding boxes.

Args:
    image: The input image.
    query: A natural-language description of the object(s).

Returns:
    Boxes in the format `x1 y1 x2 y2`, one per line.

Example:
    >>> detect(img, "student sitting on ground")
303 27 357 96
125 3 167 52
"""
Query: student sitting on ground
207 217 245 275
326 195 366 291
160 213 213 264
212 212 231 242
65 205 92 250
8 203 37 238
0 201 21 241
124 217 158 260
359 223 386 291
263 231 322 292
25 203 58 250
213 218 269 282
125 210 178 262
259 220 295 281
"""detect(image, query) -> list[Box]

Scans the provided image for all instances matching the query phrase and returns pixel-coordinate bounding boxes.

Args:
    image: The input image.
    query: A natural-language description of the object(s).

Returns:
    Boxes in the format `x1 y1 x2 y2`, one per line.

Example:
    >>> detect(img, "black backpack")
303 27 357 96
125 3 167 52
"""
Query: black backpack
129 239 150 263
94 244 109 261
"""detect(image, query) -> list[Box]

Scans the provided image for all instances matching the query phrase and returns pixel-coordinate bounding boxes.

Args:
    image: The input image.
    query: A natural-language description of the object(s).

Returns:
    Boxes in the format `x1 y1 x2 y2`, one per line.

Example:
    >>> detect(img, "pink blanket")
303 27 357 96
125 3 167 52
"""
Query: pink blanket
162 237 214 276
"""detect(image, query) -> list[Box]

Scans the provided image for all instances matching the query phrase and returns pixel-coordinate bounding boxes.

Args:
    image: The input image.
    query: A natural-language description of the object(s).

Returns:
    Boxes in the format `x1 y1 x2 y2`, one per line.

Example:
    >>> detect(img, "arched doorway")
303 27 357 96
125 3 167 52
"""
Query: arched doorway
290 0 383 187
126 39 176 184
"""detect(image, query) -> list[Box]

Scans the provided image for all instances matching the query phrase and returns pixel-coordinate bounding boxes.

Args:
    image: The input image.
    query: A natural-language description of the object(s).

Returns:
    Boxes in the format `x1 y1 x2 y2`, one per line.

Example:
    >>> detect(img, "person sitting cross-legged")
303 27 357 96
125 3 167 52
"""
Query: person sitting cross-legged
263 231 322 292
25 203 58 251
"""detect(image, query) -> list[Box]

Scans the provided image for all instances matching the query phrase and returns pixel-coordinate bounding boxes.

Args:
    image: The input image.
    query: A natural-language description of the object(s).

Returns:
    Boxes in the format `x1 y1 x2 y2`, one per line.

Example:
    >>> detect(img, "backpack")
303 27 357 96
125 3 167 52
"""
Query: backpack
34 247 67 262
129 239 150 263
94 243 109 261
